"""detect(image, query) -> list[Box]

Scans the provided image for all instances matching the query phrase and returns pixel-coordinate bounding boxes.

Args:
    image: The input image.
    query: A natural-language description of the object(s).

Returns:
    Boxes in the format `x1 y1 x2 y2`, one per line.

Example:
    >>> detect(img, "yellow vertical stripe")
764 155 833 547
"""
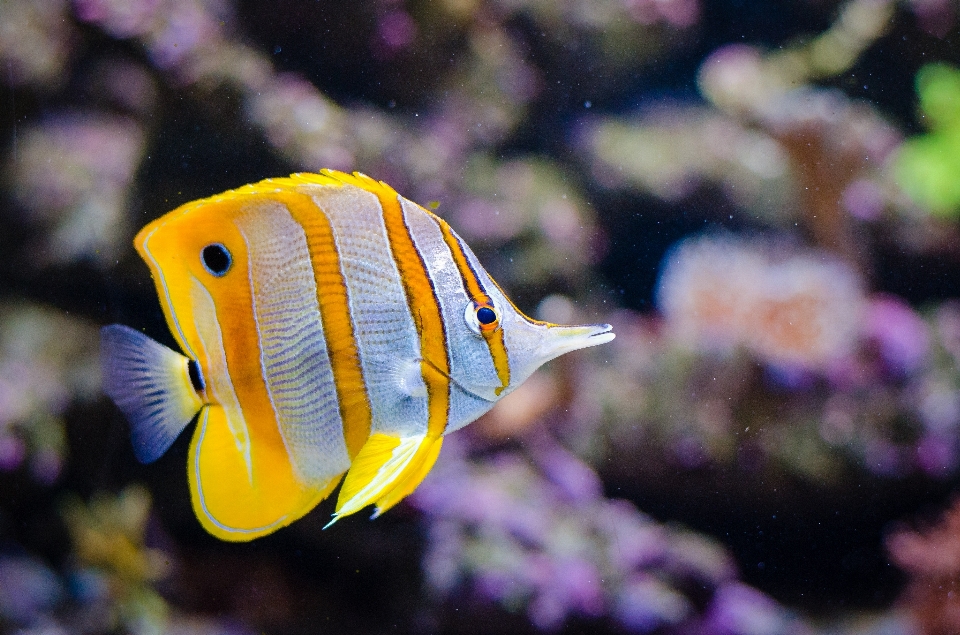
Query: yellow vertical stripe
433 218 511 396
140 194 338 539
348 175 451 438
282 191 372 459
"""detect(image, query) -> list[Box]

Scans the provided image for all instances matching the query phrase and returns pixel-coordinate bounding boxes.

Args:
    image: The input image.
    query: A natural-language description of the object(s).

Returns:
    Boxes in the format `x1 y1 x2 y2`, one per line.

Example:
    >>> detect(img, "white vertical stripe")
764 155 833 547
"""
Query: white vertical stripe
400 198 500 432
234 202 351 484
308 185 429 439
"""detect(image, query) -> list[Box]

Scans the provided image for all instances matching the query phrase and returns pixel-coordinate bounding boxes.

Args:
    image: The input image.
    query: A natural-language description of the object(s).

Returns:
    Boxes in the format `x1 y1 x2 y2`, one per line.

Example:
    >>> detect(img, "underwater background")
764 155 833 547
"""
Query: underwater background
3 0 960 633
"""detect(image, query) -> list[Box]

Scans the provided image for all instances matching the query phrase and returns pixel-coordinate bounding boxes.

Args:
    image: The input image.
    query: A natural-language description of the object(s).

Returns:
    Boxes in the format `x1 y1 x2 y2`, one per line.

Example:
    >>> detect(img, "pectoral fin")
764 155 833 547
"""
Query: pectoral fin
190 406 342 541
327 432 442 526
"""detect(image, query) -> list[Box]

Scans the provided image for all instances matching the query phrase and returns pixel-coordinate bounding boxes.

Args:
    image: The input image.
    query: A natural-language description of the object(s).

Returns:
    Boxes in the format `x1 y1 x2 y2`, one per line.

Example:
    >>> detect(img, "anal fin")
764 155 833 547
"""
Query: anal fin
190 406 342 541
328 433 442 525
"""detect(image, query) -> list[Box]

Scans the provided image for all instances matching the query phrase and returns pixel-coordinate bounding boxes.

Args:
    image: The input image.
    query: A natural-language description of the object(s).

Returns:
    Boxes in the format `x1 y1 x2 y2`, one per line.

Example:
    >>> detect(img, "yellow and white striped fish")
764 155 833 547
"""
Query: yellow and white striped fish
101 170 614 541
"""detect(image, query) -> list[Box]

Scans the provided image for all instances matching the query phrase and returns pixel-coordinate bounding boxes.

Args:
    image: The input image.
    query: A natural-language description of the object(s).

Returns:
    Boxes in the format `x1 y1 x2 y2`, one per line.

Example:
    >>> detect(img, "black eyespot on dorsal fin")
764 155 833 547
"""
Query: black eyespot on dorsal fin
187 359 205 393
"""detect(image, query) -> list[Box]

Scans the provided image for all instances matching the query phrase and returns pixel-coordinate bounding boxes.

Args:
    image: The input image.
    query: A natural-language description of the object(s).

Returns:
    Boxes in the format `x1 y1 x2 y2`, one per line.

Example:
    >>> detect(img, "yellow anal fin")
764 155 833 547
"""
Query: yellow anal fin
328 433 442 526
190 406 341 542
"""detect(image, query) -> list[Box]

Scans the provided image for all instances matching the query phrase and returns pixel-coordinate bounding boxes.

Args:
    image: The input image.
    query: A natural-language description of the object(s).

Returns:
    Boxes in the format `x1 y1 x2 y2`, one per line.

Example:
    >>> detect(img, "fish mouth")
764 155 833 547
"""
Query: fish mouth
418 323 616 404
542 322 615 359
587 323 615 340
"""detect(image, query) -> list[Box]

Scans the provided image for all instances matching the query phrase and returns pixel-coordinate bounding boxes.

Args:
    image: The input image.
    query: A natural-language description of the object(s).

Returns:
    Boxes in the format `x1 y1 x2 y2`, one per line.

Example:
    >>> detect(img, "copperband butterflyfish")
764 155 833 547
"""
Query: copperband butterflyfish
101 170 615 541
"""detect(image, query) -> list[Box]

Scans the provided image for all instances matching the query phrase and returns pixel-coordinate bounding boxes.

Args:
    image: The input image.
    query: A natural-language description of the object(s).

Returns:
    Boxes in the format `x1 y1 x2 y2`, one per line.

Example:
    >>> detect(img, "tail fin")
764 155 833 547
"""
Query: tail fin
101 325 204 463
327 433 442 526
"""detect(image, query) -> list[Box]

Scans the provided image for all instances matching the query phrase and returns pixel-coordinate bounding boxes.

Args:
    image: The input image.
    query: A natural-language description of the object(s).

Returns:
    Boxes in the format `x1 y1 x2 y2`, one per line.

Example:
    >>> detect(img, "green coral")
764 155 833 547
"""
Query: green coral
895 63 960 217
61 486 172 635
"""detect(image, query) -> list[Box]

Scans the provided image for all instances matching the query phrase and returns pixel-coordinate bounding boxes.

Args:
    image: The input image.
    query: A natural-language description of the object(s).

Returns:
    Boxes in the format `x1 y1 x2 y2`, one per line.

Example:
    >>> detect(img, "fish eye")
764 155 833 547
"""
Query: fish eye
477 306 497 325
464 301 500 335
201 243 232 276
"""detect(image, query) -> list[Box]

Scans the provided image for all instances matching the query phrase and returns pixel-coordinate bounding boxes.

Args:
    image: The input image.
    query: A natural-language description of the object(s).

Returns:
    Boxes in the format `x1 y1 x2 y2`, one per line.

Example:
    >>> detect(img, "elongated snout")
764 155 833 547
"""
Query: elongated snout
538 322 615 365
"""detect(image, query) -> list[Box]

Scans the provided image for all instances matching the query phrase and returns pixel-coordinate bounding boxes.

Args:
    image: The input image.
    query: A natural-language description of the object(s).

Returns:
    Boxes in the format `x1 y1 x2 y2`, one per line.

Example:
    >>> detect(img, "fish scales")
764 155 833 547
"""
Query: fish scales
280 191 371 460
235 202 350 486
173 201 338 537
306 184 429 441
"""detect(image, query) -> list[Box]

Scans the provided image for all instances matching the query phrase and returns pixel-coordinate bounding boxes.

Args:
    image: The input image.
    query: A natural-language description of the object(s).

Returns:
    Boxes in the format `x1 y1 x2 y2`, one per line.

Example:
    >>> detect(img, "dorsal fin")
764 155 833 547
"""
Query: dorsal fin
180 171 400 210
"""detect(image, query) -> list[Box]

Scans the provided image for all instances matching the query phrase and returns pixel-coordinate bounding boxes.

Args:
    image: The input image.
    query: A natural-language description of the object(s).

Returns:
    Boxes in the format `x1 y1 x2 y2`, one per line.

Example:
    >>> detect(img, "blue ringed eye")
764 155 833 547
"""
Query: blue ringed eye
201 244 232 276
476 306 497 325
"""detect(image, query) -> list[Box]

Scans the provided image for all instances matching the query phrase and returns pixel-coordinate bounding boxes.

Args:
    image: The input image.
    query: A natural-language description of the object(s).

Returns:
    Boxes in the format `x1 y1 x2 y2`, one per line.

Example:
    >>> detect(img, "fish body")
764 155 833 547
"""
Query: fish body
101 170 614 541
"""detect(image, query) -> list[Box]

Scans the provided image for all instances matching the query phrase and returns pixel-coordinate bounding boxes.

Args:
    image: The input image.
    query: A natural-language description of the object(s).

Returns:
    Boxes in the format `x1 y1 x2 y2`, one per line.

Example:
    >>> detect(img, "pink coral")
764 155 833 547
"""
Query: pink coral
888 499 960 635
657 235 865 369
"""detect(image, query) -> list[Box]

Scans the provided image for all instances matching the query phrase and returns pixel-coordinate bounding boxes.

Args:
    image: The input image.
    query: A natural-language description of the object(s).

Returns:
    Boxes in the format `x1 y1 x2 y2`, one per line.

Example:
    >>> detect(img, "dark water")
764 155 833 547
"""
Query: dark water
2 1 960 634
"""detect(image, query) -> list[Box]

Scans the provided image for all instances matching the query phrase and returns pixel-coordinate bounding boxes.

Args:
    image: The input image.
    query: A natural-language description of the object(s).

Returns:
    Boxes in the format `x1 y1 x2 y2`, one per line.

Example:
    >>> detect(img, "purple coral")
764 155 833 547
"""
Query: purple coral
411 435 791 633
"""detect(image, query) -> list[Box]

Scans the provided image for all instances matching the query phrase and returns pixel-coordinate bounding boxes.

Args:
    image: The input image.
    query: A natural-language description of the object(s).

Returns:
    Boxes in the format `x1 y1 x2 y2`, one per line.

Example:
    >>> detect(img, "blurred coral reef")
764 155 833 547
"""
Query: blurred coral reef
413 434 777 633
3 0 960 633
888 498 960 635
9 114 146 266
0 302 99 483
657 235 864 368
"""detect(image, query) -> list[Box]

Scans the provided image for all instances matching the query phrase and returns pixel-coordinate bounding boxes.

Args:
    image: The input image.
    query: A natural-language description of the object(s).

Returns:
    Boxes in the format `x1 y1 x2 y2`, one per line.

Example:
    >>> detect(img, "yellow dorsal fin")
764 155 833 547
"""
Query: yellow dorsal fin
243 169 401 199
327 432 442 526
306 169 402 200
158 171 403 225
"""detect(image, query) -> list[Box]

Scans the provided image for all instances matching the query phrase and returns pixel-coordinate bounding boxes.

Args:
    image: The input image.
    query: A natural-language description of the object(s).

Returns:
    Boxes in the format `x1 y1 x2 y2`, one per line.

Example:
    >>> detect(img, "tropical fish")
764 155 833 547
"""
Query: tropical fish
101 170 614 541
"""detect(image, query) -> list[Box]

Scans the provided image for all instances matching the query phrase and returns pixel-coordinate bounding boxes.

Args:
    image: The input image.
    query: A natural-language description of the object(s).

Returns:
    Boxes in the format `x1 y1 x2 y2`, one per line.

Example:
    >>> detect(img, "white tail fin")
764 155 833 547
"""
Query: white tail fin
101 325 204 463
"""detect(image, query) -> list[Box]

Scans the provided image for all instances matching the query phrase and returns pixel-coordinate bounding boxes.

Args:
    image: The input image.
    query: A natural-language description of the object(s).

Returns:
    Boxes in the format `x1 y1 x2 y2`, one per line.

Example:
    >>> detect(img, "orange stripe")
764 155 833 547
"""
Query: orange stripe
283 192 371 459
484 273 553 328
366 184 450 438
140 193 334 537
434 218 511 396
